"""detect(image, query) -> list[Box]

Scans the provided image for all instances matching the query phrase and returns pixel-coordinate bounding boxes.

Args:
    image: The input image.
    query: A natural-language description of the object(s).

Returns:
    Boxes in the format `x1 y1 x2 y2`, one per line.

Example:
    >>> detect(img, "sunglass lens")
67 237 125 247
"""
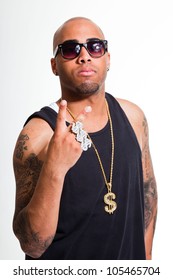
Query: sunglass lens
62 43 80 59
87 41 105 57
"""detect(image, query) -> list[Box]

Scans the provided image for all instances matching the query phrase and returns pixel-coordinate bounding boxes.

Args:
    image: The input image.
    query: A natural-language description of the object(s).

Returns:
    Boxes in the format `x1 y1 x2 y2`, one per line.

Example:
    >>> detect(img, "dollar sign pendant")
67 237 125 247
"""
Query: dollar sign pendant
104 191 117 214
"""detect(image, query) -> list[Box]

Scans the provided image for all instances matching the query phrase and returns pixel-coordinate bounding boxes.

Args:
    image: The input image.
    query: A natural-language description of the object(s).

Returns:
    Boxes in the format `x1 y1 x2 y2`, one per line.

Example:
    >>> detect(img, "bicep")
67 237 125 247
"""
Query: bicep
141 115 157 231
13 131 44 218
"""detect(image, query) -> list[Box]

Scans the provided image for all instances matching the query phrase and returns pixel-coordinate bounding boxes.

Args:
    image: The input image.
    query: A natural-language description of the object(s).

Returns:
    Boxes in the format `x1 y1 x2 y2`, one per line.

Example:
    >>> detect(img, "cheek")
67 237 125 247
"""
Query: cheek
96 57 108 72
58 65 75 84
97 62 108 79
57 62 69 76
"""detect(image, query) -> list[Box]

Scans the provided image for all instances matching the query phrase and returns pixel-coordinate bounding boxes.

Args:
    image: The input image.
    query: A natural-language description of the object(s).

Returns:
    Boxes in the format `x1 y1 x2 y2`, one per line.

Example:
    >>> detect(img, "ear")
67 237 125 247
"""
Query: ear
106 52 110 71
50 58 59 76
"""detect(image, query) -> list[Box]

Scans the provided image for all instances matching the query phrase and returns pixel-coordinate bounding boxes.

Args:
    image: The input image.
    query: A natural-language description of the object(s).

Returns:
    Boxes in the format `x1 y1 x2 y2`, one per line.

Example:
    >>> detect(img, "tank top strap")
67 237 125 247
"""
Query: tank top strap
105 92 141 153
24 106 57 130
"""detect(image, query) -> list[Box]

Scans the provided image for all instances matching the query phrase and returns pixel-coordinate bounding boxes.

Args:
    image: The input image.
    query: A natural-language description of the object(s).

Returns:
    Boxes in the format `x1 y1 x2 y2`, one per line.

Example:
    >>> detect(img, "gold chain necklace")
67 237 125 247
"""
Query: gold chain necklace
67 100 117 214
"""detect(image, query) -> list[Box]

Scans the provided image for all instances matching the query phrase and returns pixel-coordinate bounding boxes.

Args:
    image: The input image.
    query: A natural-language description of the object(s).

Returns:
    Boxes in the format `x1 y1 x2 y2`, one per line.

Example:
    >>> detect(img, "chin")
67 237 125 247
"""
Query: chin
76 82 99 96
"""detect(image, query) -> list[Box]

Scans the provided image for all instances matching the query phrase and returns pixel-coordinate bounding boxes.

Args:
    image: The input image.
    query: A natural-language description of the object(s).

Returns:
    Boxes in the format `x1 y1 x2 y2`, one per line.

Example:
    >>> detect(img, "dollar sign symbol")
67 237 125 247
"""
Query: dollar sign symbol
104 192 117 214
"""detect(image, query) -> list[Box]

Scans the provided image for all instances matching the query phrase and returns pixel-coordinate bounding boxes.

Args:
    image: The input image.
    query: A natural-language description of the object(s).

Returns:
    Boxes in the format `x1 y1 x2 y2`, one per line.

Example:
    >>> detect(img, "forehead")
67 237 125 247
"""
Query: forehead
54 19 104 47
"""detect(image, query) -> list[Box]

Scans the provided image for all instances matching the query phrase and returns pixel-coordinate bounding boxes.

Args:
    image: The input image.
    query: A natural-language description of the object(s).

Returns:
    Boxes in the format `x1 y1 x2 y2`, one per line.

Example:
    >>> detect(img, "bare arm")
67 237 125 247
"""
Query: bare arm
13 140 65 258
13 100 88 258
142 116 157 260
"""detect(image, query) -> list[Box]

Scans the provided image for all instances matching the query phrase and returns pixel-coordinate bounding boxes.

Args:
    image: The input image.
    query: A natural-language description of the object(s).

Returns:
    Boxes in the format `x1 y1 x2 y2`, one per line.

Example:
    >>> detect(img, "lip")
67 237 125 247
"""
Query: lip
77 68 96 77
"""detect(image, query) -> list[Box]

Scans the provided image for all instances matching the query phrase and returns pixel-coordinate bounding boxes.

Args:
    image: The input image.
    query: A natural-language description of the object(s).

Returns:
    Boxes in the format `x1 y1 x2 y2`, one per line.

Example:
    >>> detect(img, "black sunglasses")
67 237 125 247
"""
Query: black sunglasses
54 39 108 60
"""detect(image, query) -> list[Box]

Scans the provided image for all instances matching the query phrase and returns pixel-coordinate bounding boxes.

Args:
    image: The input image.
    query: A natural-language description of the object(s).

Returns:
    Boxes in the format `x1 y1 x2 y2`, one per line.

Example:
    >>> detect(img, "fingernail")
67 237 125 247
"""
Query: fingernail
60 100 67 106
85 106 92 113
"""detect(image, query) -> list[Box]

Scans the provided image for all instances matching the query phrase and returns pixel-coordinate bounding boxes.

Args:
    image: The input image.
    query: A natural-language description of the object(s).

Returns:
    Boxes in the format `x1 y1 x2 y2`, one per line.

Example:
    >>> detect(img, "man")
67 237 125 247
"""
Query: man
13 17 157 260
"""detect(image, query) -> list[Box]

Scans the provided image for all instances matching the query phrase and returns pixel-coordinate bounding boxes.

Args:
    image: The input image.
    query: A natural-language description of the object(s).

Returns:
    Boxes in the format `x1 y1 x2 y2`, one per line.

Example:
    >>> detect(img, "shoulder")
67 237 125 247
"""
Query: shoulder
116 98 147 150
13 118 53 164
116 98 144 121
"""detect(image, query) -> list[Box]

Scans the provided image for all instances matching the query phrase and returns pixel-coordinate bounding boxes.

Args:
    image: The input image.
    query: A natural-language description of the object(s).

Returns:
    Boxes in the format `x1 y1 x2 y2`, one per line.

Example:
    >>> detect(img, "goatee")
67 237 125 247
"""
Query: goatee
76 82 99 96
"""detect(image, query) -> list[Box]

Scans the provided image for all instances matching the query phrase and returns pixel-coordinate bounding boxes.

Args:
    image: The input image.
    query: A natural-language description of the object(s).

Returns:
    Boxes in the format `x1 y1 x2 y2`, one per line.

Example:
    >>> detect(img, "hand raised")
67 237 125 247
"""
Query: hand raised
46 100 92 175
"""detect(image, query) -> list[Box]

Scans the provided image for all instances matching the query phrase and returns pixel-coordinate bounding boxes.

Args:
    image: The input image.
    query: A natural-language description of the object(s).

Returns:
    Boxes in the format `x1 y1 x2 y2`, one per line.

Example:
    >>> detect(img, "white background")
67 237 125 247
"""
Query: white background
0 0 172 268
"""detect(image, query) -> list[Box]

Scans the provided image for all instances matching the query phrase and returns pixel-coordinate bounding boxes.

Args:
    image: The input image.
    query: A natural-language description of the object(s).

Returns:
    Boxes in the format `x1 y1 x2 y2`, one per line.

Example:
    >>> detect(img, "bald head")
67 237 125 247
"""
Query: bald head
53 17 105 54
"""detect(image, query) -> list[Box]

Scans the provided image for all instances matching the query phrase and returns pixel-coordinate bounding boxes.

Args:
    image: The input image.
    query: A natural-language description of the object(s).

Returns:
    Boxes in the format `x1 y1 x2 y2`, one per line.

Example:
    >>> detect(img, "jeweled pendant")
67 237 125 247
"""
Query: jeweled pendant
104 191 117 214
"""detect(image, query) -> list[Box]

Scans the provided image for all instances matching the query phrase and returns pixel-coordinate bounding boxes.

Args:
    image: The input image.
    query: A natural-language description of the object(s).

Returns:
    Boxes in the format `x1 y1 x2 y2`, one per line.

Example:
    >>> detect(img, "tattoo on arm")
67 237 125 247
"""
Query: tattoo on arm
142 117 157 232
13 133 53 257
14 209 53 257
144 178 157 231
15 134 29 160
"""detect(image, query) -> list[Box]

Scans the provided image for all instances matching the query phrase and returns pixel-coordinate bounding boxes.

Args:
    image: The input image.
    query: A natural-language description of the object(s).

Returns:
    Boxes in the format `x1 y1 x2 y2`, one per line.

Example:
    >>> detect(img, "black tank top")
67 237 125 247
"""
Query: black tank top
25 93 146 260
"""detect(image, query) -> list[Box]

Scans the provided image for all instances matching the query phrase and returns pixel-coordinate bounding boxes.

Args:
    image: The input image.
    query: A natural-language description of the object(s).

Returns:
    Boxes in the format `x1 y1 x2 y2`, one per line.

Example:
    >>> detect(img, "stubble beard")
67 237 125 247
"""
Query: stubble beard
75 82 99 96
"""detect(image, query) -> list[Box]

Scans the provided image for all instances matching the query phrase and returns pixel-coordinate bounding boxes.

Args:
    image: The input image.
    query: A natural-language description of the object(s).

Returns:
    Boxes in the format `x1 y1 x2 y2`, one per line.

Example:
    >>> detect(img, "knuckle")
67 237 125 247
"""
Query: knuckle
57 114 64 122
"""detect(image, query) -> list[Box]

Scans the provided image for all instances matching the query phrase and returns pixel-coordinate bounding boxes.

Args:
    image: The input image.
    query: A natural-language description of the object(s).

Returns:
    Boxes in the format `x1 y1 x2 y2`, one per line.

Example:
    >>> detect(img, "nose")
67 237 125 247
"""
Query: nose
77 46 91 64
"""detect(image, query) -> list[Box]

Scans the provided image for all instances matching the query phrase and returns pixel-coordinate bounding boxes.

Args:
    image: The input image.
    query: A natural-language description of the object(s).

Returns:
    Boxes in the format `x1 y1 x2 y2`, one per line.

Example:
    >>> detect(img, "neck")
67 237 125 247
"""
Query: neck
57 92 108 133
65 90 106 111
